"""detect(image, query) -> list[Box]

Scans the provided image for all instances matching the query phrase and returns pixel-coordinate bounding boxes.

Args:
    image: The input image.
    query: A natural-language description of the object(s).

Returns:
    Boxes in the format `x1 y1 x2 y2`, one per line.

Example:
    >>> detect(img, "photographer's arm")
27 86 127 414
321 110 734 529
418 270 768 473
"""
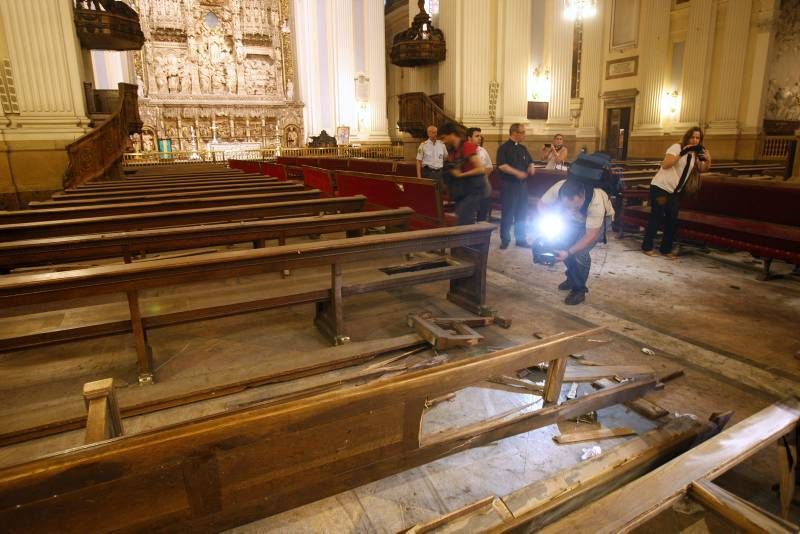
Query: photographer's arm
661 153 679 169
555 226 602 261
555 146 568 163
698 150 711 173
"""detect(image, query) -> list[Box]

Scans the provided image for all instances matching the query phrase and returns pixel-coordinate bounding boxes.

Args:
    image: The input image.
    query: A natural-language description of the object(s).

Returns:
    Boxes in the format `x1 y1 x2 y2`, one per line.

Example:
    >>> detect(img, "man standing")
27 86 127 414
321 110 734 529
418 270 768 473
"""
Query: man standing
496 123 536 249
415 125 447 183
537 178 615 305
466 127 494 221
439 123 486 225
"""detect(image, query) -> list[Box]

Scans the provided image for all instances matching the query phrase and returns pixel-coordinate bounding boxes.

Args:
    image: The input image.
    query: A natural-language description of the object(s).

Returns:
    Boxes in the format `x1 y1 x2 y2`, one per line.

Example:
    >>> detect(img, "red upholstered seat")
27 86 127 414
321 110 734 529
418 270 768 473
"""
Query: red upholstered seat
335 171 443 229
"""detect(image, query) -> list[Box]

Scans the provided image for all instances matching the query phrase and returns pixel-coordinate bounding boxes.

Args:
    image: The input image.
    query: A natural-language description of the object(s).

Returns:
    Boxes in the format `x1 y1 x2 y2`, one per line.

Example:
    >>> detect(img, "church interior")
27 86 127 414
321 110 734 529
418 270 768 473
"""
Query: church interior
0 0 799 531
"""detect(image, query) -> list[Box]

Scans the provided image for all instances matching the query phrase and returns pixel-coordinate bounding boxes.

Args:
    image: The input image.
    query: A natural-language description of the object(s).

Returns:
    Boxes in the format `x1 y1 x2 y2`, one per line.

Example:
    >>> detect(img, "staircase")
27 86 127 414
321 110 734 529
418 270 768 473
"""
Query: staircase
397 92 464 138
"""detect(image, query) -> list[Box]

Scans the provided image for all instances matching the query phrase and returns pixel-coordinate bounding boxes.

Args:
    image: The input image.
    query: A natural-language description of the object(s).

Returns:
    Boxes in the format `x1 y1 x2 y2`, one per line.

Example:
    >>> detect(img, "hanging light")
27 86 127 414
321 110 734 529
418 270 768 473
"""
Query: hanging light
564 0 597 20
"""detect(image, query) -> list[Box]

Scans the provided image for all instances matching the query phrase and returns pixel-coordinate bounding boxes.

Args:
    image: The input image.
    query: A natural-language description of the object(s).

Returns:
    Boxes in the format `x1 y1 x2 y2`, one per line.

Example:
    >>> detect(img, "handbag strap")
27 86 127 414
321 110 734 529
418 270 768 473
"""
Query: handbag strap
675 153 694 194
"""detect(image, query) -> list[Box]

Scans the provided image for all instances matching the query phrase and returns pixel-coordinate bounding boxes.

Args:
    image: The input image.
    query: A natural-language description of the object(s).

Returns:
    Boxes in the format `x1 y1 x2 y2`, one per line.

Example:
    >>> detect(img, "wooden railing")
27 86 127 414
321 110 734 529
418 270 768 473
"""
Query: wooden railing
760 135 796 161
398 92 463 138
124 144 405 164
73 0 144 51
65 83 142 188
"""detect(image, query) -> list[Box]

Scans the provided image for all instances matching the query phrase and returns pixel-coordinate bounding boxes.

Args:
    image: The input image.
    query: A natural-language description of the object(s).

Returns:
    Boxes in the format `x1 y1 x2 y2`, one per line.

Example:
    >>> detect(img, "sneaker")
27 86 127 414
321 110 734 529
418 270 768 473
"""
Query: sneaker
499 240 510 250
516 240 531 248
558 279 572 291
642 249 659 257
564 290 586 305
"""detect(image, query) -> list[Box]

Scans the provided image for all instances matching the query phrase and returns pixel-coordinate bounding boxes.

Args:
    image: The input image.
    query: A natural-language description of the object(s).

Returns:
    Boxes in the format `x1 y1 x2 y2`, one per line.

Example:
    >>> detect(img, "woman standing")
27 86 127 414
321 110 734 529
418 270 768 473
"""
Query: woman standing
642 126 711 258
541 134 569 171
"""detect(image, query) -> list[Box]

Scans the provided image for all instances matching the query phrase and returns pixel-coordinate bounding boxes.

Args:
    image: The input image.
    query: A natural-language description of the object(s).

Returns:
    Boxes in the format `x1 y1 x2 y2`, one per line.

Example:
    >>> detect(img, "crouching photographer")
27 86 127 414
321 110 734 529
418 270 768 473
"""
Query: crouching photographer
534 153 617 305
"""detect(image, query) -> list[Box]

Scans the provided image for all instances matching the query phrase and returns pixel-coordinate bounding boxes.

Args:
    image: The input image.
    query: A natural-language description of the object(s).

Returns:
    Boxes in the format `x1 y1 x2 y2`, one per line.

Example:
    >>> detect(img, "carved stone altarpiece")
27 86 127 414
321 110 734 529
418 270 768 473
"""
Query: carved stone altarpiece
130 0 302 151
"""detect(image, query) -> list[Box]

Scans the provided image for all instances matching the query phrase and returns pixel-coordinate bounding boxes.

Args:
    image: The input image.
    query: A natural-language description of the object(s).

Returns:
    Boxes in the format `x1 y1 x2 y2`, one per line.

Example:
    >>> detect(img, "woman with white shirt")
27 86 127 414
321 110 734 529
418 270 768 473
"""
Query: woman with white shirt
541 134 568 171
642 127 711 258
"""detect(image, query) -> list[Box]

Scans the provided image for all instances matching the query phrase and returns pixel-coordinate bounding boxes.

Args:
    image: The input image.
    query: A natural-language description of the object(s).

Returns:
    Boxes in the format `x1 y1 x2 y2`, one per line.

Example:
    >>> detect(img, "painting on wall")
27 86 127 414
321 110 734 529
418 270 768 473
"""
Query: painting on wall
606 56 638 80
336 126 351 146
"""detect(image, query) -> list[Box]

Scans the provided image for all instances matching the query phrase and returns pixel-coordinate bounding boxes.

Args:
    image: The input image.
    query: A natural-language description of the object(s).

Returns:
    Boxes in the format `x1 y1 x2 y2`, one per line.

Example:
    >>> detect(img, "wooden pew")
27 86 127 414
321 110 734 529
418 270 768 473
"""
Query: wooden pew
0 223 493 381
51 178 283 200
0 195 367 241
347 158 396 174
395 161 418 177
335 170 446 228
0 208 413 271
0 328 664 533
73 174 267 190
262 161 288 181
302 166 336 196
83 378 124 444
30 183 304 208
0 190 321 224
114 169 255 180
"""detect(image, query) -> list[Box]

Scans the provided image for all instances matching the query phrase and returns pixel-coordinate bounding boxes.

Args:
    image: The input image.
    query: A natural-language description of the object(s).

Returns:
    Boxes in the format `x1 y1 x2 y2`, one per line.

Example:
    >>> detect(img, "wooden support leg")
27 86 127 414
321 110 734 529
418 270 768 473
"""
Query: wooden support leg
758 258 775 281
447 242 489 314
127 290 154 384
778 428 798 519
278 236 291 278
346 228 364 238
253 238 266 249
83 378 124 444
543 358 568 403
314 263 349 345
122 247 133 264
402 399 426 449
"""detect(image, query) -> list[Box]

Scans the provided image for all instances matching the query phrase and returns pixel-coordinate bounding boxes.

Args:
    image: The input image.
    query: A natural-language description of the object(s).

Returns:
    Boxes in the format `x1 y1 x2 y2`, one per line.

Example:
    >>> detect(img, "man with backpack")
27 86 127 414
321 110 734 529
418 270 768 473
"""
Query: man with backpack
536 152 617 305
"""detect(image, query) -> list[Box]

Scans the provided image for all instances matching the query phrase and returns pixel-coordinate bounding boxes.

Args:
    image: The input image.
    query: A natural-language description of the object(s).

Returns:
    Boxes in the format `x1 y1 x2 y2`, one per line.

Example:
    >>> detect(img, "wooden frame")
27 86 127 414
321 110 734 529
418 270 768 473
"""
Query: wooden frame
605 56 639 80
0 224 493 382
0 329 662 533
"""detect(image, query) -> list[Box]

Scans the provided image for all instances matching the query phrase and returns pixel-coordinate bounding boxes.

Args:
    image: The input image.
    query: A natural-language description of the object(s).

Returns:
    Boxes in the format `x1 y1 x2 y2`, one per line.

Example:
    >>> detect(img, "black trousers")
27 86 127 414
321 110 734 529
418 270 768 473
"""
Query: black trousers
455 192 483 225
642 185 681 254
500 179 528 243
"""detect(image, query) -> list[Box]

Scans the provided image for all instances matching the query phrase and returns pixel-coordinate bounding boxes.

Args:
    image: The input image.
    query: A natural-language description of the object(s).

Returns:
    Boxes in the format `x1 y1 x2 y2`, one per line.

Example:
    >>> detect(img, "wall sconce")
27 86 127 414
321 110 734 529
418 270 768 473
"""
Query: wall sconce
662 89 681 117
528 66 551 102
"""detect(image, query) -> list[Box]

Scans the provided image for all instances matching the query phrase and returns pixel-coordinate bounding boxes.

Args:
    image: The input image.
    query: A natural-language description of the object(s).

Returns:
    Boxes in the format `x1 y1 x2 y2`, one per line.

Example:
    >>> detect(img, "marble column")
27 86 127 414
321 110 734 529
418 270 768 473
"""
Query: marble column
632 0 671 134
577 7 604 139
499 0 532 129
293 0 324 136
436 0 462 118
0 0 90 138
546 0 573 129
678 0 715 126
707 0 752 134
361 0 390 141
461 0 494 127
330 0 357 134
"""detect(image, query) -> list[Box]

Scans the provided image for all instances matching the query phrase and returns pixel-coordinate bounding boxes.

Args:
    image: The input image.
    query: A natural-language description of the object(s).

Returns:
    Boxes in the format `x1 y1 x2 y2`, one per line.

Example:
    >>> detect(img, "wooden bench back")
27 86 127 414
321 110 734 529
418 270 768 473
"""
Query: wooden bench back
334 170 444 229
346 158 396 174
302 166 336 196
683 177 800 227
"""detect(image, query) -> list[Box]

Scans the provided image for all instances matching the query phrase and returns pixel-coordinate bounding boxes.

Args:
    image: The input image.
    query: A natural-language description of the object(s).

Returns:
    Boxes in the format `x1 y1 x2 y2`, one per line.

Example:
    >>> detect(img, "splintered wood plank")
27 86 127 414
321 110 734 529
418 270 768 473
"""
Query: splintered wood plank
540 398 800 534
593 379 669 420
563 364 656 382
553 427 637 444
688 479 798 533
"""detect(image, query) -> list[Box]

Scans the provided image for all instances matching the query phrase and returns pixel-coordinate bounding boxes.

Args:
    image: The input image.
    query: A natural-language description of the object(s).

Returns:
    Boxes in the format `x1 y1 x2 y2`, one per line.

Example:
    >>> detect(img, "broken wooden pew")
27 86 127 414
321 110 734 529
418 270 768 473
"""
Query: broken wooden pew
0 328 661 532
0 223 493 383
0 208 413 271
0 195 367 241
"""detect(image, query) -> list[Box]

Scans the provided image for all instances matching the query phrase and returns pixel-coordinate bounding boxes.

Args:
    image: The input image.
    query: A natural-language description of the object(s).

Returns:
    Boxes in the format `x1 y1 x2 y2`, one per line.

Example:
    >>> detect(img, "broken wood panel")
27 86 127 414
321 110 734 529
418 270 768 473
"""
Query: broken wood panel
539 398 800 533
564 365 656 382
593 379 669 419
0 330 615 532
553 427 636 444
405 415 714 533
688 479 798 533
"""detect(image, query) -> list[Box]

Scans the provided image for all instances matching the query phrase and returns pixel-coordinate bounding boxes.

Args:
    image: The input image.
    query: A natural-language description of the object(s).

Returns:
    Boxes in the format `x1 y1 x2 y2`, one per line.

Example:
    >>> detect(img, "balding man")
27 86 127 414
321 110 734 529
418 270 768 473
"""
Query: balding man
416 125 448 182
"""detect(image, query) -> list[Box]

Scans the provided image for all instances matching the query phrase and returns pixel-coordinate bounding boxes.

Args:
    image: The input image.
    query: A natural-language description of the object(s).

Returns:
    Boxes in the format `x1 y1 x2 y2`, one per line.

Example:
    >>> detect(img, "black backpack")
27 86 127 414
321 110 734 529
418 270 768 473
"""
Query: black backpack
562 151 622 214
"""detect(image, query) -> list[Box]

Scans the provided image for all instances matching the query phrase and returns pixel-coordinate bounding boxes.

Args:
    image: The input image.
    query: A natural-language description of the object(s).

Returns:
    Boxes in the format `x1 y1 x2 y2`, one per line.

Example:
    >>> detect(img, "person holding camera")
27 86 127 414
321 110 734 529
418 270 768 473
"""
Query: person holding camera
439 123 486 225
497 123 536 249
642 126 711 258
537 178 615 305
541 134 568 171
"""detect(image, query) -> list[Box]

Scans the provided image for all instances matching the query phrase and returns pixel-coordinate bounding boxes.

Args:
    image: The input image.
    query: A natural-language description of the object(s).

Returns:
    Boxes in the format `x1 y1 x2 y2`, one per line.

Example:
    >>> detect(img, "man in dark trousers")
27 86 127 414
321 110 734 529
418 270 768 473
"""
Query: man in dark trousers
496 123 536 248
439 122 486 225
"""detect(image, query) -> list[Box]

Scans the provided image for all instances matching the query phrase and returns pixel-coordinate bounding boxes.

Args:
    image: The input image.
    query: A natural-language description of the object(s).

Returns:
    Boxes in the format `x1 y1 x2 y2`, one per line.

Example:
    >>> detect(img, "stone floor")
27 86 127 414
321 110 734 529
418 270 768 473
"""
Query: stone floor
0 226 798 532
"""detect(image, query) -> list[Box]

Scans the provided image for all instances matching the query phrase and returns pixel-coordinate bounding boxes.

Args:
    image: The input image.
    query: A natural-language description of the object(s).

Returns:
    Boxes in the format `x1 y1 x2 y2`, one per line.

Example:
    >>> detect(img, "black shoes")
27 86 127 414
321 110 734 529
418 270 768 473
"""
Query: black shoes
564 290 586 305
558 279 572 291
500 240 510 249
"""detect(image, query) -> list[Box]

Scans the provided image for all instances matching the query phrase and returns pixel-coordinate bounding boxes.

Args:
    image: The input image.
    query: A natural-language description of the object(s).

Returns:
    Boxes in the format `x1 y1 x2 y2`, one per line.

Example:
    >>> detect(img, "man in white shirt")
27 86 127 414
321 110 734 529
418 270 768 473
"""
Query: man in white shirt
415 125 448 183
466 127 494 221
538 178 615 305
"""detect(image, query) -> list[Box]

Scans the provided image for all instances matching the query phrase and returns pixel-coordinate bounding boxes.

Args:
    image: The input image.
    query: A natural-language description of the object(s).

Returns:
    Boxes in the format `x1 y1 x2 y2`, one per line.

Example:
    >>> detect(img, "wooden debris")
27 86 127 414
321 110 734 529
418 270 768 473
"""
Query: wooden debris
488 375 544 394
593 378 669 420
564 365 656 382
408 313 485 350
424 392 456 409
566 382 579 399
553 426 637 444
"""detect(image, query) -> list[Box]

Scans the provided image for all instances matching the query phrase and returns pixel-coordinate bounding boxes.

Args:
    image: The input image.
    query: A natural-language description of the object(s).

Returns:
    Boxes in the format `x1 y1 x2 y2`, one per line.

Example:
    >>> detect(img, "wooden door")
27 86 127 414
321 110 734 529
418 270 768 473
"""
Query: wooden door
604 107 631 160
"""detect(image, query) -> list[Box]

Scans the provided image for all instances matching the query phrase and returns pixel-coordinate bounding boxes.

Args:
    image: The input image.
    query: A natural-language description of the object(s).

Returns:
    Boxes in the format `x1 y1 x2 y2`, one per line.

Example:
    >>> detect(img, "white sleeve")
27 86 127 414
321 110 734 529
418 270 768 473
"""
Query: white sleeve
540 180 563 206
416 143 424 161
666 143 681 157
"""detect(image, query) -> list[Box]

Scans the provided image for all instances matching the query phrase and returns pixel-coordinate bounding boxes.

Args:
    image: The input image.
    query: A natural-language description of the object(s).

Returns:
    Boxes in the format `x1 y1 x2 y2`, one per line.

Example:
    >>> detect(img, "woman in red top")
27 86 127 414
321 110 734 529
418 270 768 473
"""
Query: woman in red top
438 122 486 225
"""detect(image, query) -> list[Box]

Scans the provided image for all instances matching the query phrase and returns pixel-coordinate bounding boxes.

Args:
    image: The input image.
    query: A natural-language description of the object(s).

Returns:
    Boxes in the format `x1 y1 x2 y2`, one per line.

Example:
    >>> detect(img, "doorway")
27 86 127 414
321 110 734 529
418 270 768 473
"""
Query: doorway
604 107 631 160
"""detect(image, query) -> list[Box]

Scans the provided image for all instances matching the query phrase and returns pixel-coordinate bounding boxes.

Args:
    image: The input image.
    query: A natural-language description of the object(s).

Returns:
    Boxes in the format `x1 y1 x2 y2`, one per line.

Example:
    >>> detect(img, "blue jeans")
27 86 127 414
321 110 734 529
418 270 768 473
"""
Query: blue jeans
563 217 609 292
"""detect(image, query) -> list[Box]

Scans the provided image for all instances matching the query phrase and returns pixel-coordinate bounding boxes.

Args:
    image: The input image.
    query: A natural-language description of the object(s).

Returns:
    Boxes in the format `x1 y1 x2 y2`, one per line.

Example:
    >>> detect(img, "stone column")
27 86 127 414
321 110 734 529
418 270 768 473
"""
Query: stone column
361 0 390 141
330 0 357 136
632 0 671 134
461 0 494 128
498 0 532 130
436 0 462 118
678 0 715 126
0 0 90 136
546 0 573 129
293 0 324 136
707 0 752 133
576 7 604 142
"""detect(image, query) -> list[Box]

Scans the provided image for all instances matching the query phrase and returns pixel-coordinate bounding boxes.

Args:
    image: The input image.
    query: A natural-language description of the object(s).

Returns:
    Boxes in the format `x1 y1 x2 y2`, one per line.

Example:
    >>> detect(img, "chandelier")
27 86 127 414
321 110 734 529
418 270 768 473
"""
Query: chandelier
564 0 597 20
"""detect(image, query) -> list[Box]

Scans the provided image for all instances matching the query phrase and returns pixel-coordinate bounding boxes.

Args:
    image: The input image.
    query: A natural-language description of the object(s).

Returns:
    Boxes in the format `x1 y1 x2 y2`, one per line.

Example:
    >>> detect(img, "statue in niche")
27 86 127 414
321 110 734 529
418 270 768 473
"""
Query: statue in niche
155 54 168 93
211 66 226 94
285 125 299 147
142 133 155 152
180 63 193 94
222 50 238 93
199 63 212 94
286 79 294 101
244 59 267 95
